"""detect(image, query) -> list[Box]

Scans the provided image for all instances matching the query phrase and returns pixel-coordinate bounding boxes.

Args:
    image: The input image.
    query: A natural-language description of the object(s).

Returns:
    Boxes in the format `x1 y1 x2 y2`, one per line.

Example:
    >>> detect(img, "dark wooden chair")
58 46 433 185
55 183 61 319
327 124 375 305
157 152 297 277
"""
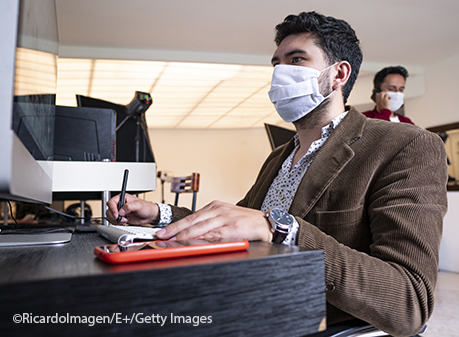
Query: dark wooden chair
170 173 200 212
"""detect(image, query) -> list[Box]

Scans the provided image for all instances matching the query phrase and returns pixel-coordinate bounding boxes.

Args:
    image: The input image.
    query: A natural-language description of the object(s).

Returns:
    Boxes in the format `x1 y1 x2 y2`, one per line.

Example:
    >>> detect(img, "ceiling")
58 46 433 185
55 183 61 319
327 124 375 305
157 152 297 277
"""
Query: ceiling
54 0 459 129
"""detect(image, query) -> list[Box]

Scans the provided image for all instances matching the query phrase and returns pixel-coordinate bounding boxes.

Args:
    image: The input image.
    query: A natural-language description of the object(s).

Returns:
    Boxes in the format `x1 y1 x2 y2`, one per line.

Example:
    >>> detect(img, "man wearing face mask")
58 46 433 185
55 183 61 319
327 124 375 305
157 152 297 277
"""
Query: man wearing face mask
362 66 415 124
106 12 447 337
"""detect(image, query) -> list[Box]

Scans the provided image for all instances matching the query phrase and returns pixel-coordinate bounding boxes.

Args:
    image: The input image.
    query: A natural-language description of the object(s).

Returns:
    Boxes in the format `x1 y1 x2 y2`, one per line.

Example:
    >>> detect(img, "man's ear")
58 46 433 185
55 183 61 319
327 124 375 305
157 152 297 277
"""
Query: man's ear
332 61 351 91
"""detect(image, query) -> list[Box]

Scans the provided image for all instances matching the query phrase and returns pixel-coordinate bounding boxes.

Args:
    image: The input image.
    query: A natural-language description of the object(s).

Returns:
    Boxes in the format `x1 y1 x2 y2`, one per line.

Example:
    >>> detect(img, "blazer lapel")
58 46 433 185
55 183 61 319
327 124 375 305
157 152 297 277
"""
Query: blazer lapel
289 107 366 217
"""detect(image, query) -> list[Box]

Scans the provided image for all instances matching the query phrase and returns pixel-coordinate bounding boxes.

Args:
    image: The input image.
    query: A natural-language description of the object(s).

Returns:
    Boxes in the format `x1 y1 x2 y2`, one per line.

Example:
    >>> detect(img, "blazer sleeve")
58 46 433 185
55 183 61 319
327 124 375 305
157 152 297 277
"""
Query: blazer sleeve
296 130 448 336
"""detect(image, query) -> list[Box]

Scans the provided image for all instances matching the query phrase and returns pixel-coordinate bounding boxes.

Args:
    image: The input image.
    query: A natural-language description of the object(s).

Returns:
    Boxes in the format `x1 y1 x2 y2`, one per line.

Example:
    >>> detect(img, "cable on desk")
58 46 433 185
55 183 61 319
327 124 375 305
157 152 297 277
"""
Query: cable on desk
0 200 20 229
43 204 103 221
0 201 103 233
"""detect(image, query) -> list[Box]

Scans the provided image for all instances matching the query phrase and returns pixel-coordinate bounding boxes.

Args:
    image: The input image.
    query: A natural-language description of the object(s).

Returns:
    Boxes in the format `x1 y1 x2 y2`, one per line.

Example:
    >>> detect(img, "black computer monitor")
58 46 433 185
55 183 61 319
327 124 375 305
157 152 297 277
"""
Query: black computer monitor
264 123 296 150
76 95 155 163
54 106 116 161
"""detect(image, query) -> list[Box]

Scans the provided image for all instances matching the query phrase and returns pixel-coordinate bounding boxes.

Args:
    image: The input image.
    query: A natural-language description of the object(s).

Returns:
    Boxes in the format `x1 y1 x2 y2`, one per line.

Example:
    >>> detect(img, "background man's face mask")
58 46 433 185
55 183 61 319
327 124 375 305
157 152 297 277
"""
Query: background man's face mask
268 63 337 123
387 92 404 112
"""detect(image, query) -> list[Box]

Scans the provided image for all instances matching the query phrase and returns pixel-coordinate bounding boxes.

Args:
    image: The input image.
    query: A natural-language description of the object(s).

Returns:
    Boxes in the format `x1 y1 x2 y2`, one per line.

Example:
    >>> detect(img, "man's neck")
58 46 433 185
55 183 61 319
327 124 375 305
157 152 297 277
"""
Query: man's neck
292 98 345 164
296 99 345 146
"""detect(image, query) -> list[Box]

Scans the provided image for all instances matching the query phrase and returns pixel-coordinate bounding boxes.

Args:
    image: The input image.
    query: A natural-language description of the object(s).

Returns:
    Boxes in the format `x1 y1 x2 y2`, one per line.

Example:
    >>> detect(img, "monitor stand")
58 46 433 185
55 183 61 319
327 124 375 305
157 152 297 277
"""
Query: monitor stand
0 232 72 247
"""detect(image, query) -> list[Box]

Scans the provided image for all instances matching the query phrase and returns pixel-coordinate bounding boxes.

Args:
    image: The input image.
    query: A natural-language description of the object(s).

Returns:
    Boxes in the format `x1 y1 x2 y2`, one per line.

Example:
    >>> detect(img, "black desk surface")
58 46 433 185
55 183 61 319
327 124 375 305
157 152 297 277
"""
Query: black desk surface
0 232 326 336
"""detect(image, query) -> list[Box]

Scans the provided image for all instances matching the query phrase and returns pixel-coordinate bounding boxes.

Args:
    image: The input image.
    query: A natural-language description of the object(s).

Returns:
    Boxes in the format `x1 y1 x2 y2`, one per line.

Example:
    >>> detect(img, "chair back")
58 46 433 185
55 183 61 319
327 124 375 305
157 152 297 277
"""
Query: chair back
170 173 200 211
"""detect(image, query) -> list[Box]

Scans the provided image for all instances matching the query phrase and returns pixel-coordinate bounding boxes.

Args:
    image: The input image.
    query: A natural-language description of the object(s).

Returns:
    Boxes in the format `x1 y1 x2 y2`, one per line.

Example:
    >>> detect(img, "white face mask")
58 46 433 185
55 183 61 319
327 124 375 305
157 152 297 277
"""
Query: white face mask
387 91 404 112
268 63 337 123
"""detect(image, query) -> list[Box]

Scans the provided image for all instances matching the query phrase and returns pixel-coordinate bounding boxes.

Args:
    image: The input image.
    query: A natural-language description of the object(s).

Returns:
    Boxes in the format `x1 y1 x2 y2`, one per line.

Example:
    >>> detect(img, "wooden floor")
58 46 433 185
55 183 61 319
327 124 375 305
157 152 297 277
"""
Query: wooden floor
422 271 459 336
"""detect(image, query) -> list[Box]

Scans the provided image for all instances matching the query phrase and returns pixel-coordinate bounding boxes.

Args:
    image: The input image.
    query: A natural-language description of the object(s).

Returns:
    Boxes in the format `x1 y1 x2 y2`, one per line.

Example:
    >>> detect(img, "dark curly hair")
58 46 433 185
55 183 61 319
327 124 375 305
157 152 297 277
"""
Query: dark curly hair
274 11 362 104
373 66 409 90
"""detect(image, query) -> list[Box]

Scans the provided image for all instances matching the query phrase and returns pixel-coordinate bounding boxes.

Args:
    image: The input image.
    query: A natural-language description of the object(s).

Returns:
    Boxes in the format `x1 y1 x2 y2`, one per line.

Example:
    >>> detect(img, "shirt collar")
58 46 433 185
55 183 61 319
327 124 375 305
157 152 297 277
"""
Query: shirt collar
292 110 349 147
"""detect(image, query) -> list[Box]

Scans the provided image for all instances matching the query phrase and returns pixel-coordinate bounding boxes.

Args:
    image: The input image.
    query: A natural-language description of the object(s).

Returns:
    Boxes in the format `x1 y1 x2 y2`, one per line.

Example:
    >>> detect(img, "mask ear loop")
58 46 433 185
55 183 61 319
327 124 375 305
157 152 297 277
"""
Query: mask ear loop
323 88 337 100
319 62 340 100
319 62 339 74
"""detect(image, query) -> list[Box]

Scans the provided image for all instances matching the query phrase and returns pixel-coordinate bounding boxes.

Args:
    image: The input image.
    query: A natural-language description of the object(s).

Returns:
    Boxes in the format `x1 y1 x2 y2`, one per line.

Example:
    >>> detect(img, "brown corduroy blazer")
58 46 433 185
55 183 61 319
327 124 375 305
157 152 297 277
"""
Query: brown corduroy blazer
171 107 448 337
236 107 448 337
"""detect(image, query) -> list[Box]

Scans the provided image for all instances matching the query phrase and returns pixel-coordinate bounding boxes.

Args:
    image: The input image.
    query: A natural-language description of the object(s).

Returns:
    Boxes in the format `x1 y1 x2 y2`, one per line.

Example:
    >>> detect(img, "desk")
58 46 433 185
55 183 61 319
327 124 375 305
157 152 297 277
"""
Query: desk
0 233 326 336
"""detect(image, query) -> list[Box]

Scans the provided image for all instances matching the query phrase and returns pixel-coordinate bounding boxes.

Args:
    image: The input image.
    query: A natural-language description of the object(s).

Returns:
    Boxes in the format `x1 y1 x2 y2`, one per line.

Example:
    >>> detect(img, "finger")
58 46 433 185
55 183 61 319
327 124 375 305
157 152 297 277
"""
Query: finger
154 201 214 239
174 215 227 240
199 225 237 241
155 214 198 239
106 194 121 217
155 206 223 240
105 208 117 224
122 193 138 203
199 220 262 242
120 198 146 218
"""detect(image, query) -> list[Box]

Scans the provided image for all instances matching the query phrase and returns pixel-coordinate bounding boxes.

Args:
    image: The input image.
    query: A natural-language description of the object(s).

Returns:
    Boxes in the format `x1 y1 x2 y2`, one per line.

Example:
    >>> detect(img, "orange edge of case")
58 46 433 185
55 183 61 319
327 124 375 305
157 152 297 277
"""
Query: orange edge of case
94 240 250 264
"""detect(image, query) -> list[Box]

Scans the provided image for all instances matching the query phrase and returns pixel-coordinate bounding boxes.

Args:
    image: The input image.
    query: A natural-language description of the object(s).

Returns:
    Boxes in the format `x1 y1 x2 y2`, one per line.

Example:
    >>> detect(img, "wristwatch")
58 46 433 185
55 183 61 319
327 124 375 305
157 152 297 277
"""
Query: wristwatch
266 208 294 244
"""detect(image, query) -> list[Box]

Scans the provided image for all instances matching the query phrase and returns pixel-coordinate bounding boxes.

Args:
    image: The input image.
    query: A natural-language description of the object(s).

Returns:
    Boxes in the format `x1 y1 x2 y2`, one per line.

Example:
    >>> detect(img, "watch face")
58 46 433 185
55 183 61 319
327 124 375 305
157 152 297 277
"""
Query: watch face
270 208 293 226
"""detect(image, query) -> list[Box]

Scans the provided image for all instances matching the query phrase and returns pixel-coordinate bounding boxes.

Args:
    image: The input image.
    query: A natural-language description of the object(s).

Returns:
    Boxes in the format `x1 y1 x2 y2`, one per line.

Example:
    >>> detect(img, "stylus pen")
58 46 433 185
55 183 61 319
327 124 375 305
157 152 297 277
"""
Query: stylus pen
117 169 129 224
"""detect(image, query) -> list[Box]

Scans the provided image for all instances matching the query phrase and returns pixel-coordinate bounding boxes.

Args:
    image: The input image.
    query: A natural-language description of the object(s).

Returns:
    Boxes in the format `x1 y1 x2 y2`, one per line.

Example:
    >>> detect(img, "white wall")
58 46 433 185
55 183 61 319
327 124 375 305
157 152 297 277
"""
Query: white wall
440 192 459 273
142 128 272 209
405 53 459 128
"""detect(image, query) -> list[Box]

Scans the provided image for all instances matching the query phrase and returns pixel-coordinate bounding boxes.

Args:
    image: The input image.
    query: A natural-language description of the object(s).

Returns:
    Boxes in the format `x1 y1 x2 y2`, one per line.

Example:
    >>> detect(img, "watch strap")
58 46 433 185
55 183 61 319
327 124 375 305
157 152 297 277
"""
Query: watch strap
272 222 290 243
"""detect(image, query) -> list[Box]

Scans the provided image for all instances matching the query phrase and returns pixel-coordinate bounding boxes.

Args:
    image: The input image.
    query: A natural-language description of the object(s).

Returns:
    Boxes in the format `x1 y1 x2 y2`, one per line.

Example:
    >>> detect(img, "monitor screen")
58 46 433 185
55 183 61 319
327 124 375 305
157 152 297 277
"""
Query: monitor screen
76 95 155 163
264 123 296 150
54 106 116 162
12 95 56 160
0 0 58 203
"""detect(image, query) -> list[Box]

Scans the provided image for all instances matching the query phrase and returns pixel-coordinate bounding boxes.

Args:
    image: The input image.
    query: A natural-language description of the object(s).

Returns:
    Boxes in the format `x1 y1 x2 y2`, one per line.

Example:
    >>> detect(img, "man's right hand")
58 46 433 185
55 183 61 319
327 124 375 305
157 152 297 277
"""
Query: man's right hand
106 193 159 225
375 91 392 112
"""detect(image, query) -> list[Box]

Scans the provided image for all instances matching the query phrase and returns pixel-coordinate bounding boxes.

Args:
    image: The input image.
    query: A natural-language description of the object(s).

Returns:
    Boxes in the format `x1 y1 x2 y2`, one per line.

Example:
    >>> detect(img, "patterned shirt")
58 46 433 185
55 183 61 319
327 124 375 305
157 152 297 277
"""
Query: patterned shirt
155 111 348 245
261 111 348 245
